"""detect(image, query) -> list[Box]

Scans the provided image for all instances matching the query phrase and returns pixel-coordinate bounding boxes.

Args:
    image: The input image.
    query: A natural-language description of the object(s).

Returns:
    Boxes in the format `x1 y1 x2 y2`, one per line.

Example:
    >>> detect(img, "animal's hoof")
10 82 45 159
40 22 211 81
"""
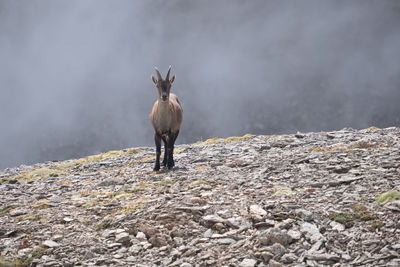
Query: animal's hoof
167 161 174 170
153 165 160 171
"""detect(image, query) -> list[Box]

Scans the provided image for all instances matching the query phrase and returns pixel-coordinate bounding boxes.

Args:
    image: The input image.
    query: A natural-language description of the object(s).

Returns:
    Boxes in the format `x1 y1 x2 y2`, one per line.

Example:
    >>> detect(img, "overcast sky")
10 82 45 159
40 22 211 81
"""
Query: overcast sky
1 0 399 169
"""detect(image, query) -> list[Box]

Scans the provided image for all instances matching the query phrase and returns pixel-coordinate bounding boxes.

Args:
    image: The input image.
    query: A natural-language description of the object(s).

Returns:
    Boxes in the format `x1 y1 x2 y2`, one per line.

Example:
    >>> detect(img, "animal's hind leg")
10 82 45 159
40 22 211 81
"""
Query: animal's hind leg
161 136 168 167
154 133 162 171
167 131 179 169
173 130 180 144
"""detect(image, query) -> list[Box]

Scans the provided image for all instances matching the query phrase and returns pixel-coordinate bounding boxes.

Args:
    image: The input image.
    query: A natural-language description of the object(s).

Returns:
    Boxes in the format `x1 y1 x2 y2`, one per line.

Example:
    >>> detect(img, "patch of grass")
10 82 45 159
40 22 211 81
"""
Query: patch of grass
131 181 150 192
13 168 67 183
80 191 106 198
16 213 42 222
365 126 380 131
0 257 14 267
350 203 367 212
347 142 376 150
120 197 148 215
196 165 209 170
264 134 293 140
81 218 91 225
196 134 255 145
311 145 343 153
157 179 175 187
82 200 99 208
312 148 328 152
376 190 400 203
140 156 156 163
8 148 142 183
187 180 210 189
351 204 376 221
272 190 295 197
97 219 113 230
356 212 377 221
121 205 144 215
330 212 352 223
114 193 135 200
174 147 187 154
33 201 50 209
0 205 16 216
368 220 384 232
72 148 143 166
329 205 377 226
155 214 172 221
0 247 46 267
57 179 71 185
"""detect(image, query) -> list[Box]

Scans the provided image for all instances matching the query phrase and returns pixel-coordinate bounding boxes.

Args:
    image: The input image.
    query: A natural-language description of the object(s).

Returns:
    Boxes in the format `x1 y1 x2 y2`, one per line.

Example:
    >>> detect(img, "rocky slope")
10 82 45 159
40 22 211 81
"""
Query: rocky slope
1 127 400 267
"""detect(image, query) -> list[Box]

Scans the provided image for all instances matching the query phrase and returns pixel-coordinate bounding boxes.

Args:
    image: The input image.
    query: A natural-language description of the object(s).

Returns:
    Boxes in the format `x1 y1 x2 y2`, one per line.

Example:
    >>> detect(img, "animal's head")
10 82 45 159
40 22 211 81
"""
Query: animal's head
151 66 175 102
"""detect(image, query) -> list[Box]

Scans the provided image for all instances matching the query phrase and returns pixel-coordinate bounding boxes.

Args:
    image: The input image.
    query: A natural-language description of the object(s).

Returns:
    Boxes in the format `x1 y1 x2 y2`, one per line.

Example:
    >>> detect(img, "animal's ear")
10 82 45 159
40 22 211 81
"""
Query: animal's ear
151 75 158 84
170 75 175 84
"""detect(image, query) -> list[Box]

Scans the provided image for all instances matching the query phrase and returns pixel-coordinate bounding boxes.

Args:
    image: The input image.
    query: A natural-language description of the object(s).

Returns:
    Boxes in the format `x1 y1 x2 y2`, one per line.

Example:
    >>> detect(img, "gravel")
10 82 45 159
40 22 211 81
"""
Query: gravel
0 127 400 266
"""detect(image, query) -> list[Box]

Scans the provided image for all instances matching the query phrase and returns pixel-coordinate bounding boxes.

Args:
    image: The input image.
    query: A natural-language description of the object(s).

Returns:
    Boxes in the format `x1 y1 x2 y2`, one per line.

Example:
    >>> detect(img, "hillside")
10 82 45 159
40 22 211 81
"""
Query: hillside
1 127 400 267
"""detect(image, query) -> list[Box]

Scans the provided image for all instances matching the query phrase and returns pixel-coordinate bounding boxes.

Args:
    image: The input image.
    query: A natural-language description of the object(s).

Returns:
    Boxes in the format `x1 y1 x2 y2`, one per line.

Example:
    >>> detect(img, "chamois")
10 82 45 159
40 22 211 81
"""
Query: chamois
150 66 183 171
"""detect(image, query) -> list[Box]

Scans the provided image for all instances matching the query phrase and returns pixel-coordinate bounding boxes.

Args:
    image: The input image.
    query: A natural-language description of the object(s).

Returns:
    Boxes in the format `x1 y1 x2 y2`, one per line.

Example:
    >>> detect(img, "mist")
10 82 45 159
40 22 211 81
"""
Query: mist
1 0 400 169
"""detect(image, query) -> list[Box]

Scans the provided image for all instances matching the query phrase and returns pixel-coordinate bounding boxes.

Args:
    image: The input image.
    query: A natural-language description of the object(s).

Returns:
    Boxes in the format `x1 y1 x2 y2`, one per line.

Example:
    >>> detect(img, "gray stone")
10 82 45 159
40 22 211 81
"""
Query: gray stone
305 252 340 262
113 254 124 259
129 244 142 255
203 229 213 238
329 221 345 232
267 243 286 258
392 244 400 249
63 217 74 222
136 231 147 241
268 259 283 267
287 230 301 240
52 234 63 241
115 232 130 244
300 222 324 243
9 209 26 217
281 253 297 264
148 234 168 247
107 243 122 249
174 237 184 246
295 209 313 222
240 258 257 267
217 238 236 245
250 204 267 217
171 248 181 257
259 228 293 246
203 214 225 224
276 218 293 229
261 252 273 262
42 240 60 248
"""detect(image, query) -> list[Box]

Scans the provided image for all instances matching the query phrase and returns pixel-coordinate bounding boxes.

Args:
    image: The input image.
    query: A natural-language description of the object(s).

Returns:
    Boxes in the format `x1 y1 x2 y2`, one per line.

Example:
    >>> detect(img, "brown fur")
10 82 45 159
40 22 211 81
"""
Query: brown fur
150 93 183 136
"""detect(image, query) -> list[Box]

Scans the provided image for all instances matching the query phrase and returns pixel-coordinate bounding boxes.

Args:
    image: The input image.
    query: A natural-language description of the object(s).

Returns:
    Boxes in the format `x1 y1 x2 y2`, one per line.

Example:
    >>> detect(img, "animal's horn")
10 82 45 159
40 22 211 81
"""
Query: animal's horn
154 67 162 80
166 65 171 80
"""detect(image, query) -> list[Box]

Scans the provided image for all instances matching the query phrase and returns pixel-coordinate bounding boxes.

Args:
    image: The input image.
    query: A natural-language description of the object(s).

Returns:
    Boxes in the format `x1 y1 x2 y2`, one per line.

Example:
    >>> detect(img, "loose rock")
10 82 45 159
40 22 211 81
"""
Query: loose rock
240 258 257 267
259 228 293 246
1 127 399 266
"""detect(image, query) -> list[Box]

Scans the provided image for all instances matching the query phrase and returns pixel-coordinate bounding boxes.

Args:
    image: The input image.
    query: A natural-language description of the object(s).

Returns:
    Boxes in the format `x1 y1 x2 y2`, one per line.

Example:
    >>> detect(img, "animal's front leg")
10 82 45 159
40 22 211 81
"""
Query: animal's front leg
154 133 161 171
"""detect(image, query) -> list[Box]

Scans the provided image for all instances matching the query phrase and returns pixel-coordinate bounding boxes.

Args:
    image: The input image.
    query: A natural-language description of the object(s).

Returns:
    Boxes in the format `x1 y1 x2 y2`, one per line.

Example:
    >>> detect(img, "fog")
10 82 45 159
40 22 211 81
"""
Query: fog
1 0 400 169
